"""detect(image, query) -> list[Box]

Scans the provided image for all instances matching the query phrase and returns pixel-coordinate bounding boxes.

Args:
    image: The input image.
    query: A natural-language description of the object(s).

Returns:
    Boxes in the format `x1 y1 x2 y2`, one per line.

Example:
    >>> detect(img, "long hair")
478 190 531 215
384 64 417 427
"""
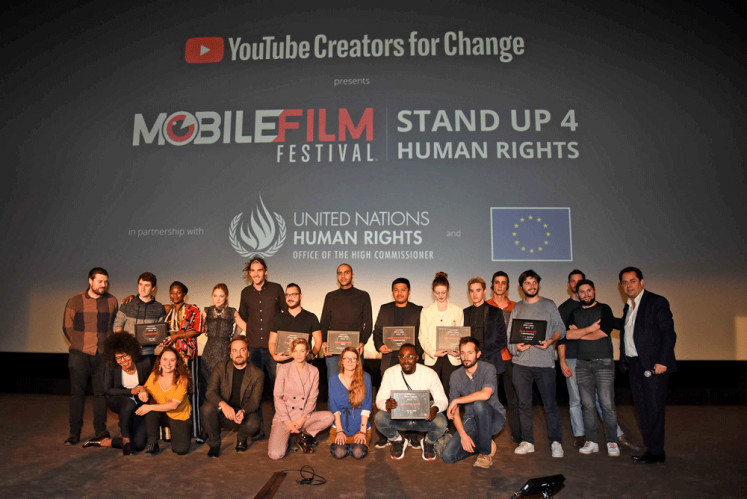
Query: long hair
337 346 365 408
153 346 193 394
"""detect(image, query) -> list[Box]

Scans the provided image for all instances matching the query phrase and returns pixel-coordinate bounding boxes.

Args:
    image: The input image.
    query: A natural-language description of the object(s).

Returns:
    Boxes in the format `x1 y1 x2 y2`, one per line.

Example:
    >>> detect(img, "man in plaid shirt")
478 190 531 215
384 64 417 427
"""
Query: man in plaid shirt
62 267 118 445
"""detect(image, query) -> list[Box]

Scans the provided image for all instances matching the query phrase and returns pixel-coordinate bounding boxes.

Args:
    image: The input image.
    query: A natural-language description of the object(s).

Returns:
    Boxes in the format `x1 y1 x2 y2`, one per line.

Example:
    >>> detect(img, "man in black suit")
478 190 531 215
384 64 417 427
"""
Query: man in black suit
200 337 264 457
464 276 507 376
371 277 423 448
618 267 676 464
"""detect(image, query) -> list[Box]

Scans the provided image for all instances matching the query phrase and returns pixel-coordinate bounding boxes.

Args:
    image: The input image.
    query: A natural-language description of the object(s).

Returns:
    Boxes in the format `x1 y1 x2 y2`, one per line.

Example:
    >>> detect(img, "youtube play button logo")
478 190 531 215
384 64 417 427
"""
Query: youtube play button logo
185 37 225 63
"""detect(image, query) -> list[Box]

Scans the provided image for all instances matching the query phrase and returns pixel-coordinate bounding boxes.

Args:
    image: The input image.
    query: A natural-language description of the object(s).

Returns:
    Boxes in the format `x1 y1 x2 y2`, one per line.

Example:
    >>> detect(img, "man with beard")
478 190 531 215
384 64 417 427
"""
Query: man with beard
268 283 322 361
508 269 566 458
442 337 505 468
565 279 621 457
62 267 118 445
374 344 447 461
200 337 264 457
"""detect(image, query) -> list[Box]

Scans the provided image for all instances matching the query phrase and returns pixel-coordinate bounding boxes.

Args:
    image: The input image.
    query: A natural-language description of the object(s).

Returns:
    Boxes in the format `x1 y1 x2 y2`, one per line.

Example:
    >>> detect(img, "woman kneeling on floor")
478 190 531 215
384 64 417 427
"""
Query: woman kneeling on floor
328 347 372 459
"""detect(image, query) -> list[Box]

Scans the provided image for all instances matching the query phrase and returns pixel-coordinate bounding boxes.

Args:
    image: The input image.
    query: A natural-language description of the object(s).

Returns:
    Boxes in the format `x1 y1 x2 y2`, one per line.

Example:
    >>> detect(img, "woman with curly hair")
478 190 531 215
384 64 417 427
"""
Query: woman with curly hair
136 346 193 455
82 333 151 455
328 346 372 459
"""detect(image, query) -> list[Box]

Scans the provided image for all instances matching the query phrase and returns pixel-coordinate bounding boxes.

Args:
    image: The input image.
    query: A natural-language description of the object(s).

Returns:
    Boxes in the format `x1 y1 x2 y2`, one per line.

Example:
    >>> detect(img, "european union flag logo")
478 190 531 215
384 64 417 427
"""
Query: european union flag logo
491 208 572 261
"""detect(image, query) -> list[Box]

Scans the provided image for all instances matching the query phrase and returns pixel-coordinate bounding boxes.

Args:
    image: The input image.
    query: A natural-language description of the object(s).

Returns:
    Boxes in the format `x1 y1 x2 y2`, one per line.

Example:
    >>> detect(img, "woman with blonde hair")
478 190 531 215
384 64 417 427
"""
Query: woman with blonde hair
328 346 372 459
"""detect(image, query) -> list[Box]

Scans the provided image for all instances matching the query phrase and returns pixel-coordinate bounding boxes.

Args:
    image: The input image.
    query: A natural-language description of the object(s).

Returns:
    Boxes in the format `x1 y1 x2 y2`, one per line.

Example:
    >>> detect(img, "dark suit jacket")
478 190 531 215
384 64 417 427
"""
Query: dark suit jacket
619 290 677 373
372 301 423 355
104 357 151 397
205 360 265 414
464 304 507 374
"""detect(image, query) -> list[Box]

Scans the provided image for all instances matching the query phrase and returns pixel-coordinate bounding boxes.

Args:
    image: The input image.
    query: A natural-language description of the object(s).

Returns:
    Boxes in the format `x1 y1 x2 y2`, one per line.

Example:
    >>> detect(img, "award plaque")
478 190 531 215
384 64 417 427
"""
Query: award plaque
509 319 547 345
436 326 470 351
383 326 416 350
390 390 430 419
135 323 167 346
327 330 360 355
275 331 310 356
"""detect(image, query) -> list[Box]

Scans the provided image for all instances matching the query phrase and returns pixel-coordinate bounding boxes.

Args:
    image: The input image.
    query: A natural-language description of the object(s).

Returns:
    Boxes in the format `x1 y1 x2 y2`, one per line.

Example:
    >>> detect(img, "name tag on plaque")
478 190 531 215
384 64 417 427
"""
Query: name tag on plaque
436 326 470 351
327 330 359 355
275 331 310 356
509 319 547 345
391 390 430 419
383 326 415 350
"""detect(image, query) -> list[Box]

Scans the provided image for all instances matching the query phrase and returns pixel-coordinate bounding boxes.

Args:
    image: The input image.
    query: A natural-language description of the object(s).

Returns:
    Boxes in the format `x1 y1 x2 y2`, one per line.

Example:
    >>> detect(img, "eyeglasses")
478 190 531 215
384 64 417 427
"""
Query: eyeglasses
285 293 300 297
115 354 130 362
341 357 358 363
398 354 416 360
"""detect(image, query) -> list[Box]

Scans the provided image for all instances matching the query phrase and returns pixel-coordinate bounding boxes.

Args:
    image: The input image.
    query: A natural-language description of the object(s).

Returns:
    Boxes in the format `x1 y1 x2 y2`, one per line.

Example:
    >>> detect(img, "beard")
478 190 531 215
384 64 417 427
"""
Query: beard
523 289 538 298
580 297 596 306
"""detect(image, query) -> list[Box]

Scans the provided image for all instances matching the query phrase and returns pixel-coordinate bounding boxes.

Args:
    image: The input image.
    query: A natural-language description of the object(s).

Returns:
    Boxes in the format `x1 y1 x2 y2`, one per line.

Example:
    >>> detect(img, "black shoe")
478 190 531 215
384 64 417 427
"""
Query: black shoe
145 443 159 455
374 435 390 449
82 439 102 448
251 429 266 442
632 452 666 464
421 437 436 461
298 433 316 453
122 442 132 456
208 446 220 458
64 435 80 446
390 437 408 460
407 433 421 449
94 430 111 440
195 435 206 445
236 439 248 452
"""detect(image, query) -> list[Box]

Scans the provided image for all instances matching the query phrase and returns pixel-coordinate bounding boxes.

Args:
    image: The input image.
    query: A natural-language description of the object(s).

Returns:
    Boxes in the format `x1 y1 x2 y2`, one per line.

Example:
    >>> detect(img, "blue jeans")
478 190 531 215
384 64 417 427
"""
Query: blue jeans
576 358 618 444
442 401 505 463
374 411 448 444
566 358 623 438
512 364 562 444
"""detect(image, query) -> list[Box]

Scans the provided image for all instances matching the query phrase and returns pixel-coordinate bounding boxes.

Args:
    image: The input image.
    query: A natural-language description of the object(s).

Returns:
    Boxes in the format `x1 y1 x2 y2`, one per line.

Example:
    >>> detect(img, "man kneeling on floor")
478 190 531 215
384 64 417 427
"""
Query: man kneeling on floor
374 343 448 461
443 337 506 468
200 337 264 457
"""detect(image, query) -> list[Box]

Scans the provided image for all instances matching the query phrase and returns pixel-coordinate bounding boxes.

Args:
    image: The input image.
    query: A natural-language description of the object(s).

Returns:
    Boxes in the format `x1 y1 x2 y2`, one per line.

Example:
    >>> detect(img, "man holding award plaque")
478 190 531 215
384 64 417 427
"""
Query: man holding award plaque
374 344 448 461
372 278 423 376
508 270 566 458
320 264 372 379
268 283 322 362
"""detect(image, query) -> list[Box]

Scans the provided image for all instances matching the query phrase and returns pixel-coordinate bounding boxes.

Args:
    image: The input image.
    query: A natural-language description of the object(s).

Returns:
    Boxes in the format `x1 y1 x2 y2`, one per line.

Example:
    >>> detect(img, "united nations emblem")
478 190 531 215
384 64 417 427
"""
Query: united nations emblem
229 195 286 258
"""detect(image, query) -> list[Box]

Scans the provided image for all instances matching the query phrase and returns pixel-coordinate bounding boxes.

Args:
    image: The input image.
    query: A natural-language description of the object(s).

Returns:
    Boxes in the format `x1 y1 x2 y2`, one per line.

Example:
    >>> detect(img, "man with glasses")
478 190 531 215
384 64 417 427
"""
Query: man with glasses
269 283 322 361
374 344 448 461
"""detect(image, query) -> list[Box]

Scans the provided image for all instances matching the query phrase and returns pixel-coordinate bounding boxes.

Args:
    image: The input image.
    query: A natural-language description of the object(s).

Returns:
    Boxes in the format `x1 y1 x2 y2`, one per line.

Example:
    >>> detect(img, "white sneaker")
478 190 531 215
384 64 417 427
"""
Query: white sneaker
514 441 535 454
551 441 564 458
607 442 621 457
579 441 599 454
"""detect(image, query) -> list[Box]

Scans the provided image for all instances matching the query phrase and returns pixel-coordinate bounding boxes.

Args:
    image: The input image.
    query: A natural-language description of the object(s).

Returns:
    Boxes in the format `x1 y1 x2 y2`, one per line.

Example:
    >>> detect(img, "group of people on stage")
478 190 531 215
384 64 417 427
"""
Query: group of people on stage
63 259 676 467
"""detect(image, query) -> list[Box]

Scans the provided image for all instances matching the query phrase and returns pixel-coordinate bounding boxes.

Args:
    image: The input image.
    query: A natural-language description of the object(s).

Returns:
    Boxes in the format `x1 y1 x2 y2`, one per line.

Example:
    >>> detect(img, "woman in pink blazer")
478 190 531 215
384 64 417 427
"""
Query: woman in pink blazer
268 338 334 459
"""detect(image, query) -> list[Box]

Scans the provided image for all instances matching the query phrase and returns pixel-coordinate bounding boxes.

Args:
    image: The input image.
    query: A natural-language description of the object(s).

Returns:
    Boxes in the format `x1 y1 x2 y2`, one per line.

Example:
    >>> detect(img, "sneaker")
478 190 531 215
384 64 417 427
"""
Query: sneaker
607 442 621 457
374 435 390 449
407 433 421 449
514 441 535 454
551 441 564 458
421 437 436 461
579 441 599 454
573 435 586 448
473 453 493 468
390 437 408 460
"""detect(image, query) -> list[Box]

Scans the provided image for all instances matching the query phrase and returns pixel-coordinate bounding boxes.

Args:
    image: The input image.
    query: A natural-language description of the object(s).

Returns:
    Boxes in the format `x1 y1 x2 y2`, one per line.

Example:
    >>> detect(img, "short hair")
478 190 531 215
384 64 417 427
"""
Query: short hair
88 267 108 280
230 336 249 349
468 276 486 290
213 283 229 296
337 263 353 273
104 332 142 367
459 336 481 352
138 272 157 287
491 271 509 285
392 277 410 290
169 280 188 295
619 266 643 282
518 269 541 286
568 269 586 281
289 337 310 353
286 282 301 294
244 256 267 272
398 343 417 354
432 271 449 290
576 279 595 291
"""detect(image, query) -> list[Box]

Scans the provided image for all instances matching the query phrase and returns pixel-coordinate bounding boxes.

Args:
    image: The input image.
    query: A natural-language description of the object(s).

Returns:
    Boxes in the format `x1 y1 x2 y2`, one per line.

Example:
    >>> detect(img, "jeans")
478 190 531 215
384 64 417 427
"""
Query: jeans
68 350 107 436
325 354 340 380
564 358 585 437
576 358 618 444
512 364 563 444
374 411 448 444
442 401 505 463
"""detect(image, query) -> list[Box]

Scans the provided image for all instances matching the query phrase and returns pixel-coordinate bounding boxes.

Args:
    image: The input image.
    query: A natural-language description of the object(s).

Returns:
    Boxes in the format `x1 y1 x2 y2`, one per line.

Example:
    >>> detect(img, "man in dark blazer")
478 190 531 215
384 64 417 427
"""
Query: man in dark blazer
372 277 424 375
618 267 676 464
463 277 507 376
200 336 264 457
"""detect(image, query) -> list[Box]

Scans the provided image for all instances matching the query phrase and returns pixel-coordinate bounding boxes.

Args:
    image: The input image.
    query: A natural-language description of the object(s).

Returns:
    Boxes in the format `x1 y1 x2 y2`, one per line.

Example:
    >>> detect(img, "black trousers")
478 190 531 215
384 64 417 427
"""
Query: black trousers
68 350 107 436
431 356 458 398
499 358 521 442
200 402 260 448
106 395 147 451
145 412 192 454
628 356 669 455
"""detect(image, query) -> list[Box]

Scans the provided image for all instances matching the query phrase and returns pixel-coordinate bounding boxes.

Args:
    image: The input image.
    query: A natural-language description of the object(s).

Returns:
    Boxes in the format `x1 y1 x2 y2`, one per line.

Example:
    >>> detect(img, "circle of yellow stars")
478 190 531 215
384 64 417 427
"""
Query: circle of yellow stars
513 215 550 254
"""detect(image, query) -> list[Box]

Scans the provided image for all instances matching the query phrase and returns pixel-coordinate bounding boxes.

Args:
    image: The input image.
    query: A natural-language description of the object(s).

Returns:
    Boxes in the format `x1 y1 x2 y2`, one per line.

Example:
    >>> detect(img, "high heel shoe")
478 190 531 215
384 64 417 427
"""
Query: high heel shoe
82 439 102 448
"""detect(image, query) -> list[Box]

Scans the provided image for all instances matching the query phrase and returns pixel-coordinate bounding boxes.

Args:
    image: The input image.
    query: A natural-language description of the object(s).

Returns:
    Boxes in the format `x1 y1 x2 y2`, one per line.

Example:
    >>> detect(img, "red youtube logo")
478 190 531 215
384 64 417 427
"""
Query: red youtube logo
185 37 224 64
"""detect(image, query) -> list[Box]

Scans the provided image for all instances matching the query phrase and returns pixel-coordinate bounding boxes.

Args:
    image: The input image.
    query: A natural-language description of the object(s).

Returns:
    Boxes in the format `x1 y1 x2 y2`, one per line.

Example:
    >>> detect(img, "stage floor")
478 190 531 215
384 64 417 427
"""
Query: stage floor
0 394 745 498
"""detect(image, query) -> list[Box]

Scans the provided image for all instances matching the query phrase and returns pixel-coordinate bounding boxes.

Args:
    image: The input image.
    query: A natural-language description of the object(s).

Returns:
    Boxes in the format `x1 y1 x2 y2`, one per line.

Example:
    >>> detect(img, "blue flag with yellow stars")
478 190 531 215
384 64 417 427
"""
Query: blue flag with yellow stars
491 208 572 261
